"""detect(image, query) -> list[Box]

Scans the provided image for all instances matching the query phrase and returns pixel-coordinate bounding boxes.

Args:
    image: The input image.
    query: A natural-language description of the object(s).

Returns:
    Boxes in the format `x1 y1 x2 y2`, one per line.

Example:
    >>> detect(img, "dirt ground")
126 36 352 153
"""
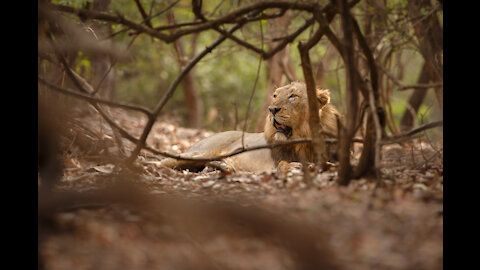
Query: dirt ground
38 108 443 270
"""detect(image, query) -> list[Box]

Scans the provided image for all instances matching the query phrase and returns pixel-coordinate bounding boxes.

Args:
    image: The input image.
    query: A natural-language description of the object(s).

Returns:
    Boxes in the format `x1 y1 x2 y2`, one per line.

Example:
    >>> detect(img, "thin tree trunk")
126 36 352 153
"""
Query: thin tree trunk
407 0 443 114
337 0 358 185
400 63 430 131
167 12 203 128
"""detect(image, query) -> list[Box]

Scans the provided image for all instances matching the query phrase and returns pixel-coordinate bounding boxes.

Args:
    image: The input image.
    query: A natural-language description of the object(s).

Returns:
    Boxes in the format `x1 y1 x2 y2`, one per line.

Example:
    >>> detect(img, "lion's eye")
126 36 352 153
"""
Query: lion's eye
273 94 277 98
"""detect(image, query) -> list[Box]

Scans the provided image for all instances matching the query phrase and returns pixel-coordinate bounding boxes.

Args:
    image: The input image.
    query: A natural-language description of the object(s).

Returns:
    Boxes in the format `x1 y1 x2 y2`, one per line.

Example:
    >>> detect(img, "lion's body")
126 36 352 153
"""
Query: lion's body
159 131 275 173
159 82 342 173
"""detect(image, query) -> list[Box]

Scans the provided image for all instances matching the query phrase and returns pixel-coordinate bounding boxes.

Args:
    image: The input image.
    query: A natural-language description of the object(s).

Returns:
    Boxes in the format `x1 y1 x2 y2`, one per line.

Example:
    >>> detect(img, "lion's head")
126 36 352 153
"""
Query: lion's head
263 82 341 164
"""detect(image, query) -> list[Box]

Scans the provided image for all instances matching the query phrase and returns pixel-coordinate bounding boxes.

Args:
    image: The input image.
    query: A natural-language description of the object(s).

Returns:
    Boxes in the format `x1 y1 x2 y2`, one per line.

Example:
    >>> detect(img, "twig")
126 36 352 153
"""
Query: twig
397 82 443 91
92 34 139 95
38 77 152 116
152 20 205 32
51 3 171 41
52 1 348 47
212 26 266 56
263 17 315 59
101 0 182 40
45 31 147 149
133 0 153 28
415 148 443 170
381 120 443 145
242 20 263 148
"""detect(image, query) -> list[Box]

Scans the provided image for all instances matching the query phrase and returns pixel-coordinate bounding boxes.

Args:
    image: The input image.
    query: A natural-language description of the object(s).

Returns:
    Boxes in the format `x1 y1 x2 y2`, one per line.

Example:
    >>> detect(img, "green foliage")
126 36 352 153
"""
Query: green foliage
74 51 92 76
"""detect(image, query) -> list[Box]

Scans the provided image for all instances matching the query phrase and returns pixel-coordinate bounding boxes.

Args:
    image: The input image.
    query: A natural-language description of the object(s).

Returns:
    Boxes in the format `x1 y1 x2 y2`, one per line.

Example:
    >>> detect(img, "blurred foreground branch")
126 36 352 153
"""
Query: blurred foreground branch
39 177 340 270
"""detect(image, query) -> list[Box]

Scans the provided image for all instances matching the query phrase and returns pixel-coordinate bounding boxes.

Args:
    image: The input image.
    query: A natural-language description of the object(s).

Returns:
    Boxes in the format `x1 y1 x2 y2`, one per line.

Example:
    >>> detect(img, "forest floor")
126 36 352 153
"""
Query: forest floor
39 108 443 270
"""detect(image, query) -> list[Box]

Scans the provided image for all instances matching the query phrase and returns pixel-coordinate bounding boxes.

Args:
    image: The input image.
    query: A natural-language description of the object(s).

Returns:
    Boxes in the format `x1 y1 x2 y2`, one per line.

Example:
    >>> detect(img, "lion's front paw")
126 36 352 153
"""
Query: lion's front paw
277 161 303 177
206 161 235 174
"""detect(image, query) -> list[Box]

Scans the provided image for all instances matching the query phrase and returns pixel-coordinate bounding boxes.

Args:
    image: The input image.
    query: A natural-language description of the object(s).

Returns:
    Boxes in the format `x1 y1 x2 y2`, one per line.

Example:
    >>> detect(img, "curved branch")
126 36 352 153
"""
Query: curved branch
38 78 152 116
398 83 443 91
153 139 312 162
51 4 171 41
381 120 443 145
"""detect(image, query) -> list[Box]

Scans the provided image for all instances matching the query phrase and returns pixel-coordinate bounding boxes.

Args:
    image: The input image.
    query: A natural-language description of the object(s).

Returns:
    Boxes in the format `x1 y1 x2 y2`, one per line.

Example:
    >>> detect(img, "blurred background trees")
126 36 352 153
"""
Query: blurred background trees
40 0 442 134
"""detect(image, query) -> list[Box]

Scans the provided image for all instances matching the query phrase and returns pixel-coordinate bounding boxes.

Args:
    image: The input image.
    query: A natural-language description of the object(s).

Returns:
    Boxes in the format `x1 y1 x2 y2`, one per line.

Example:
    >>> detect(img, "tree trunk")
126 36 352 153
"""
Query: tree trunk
407 0 443 113
337 0 358 185
167 12 203 128
400 63 430 131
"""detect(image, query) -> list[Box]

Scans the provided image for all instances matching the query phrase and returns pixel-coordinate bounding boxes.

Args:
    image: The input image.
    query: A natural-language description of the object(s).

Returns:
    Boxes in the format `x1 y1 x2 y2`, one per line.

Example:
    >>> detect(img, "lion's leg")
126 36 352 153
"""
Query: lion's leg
277 160 303 176
158 157 207 171
277 160 334 177
206 161 235 174
159 155 238 173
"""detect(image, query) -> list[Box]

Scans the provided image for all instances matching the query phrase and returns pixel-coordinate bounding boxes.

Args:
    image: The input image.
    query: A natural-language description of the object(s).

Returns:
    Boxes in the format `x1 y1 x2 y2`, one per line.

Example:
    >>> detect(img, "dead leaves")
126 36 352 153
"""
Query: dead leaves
45 108 442 270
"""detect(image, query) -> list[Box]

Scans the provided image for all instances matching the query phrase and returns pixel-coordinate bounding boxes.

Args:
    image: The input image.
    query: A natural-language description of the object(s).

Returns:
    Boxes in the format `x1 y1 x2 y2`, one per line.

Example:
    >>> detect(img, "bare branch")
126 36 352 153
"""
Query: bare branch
265 17 315 59
212 26 267 55
51 3 171 41
167 1 317 40
133 0 153 28
38 77 152 116
52 1 341 46
382 120 443 145
398 82 443 91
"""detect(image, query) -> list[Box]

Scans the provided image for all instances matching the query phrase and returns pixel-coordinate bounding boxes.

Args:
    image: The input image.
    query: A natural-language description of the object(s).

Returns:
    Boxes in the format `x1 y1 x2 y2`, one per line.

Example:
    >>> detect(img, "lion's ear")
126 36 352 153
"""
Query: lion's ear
316 89 330 107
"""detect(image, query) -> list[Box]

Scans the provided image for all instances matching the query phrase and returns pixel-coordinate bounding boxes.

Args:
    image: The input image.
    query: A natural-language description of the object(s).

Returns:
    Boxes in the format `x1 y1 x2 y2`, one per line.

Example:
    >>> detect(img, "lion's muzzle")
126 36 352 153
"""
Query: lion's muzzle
273 118 292 139
268 106 281 115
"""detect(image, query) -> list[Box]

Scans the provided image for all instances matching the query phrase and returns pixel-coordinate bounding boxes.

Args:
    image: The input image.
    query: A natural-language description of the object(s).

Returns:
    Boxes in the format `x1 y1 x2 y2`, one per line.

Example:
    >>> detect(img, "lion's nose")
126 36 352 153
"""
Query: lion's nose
269 106 281 115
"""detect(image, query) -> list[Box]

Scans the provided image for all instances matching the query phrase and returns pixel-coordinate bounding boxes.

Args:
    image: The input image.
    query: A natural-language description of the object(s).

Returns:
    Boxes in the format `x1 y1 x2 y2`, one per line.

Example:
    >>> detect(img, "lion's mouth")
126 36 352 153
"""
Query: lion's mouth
273 118 292 139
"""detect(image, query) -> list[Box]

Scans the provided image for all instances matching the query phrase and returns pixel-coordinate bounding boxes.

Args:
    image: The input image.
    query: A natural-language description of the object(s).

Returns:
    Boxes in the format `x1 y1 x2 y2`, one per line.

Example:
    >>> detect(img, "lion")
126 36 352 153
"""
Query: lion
159 82 342 173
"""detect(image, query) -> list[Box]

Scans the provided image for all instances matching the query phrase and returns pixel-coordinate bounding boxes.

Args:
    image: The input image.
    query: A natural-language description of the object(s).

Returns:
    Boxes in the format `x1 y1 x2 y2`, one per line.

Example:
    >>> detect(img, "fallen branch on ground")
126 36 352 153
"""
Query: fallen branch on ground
397 83 443 91
381 120 443 145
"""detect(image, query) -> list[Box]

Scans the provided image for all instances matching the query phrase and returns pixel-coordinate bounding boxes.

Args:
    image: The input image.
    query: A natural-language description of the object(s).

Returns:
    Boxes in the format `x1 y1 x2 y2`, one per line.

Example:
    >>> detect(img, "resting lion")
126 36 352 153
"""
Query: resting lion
159 82 342 173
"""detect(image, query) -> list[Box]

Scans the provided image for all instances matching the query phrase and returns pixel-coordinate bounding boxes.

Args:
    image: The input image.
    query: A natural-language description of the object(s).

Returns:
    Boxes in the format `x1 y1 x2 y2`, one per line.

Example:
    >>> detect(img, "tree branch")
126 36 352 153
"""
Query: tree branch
381 120 443 145
51 4 171 41
38 77 152 116
133 0 153 28
398 82 443 91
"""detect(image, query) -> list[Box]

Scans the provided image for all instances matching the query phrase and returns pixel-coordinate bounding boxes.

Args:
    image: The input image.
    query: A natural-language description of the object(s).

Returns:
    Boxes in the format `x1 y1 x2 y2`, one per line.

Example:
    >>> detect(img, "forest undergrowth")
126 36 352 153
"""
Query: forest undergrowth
39 108 443 270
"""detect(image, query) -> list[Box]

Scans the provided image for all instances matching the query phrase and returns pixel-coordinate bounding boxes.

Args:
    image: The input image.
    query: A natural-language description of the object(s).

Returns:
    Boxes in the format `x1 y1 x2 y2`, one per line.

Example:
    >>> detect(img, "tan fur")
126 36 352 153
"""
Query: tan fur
264 82 342 164
159 82 342 173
